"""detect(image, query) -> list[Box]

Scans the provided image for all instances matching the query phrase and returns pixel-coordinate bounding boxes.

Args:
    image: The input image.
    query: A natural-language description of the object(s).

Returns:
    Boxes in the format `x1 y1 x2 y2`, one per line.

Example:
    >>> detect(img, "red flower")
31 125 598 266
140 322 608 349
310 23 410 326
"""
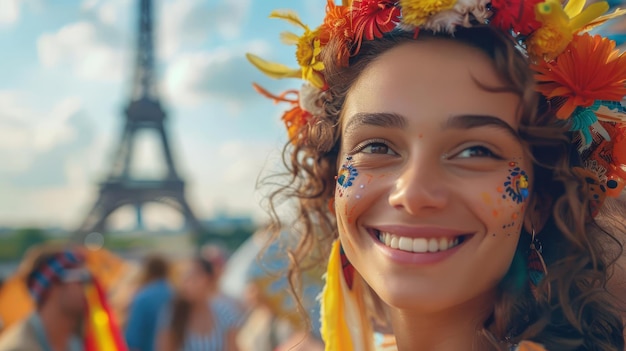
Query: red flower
490 0 542 35
352 0 400 54
320 0 354 66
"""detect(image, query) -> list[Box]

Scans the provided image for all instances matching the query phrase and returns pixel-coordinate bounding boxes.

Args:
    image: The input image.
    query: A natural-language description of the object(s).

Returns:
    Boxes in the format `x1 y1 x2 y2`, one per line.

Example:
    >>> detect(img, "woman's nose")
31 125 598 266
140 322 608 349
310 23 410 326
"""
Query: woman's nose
388 156 449 216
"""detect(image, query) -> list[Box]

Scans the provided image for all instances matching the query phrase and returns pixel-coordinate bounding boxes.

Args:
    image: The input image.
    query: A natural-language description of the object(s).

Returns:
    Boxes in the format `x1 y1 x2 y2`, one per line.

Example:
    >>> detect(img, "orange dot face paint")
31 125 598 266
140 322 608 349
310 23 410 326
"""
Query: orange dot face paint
481 192 493 206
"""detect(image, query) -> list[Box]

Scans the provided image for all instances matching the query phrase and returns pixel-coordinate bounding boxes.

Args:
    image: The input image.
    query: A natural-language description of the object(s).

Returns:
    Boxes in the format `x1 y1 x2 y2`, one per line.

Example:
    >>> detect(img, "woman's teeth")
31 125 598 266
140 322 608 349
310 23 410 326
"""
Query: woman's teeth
378 231 461 253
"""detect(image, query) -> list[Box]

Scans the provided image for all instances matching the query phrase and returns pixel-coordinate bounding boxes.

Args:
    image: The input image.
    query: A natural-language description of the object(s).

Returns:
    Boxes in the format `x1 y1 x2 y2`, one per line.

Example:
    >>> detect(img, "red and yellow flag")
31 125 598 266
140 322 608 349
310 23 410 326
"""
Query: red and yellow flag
84 278 128 351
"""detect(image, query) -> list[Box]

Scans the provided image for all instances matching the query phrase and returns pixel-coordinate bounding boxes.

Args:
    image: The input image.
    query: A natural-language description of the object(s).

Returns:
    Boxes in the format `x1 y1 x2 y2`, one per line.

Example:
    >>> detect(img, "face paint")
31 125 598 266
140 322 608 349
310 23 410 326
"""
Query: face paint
503 162 530 204
499 206 524 233
336 156 359 197
481 192 493 206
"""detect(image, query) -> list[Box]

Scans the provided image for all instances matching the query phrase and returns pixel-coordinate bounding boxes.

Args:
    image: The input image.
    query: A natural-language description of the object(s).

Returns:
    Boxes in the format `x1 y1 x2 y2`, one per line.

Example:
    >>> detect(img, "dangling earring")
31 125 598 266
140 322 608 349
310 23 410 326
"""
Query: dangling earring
527 227 550 301
340 243 354 290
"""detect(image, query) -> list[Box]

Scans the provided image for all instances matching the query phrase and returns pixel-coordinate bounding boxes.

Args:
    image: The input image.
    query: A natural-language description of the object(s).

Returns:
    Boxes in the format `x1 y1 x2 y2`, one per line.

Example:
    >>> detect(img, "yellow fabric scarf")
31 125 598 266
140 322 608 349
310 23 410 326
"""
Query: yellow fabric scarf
320 240 375 351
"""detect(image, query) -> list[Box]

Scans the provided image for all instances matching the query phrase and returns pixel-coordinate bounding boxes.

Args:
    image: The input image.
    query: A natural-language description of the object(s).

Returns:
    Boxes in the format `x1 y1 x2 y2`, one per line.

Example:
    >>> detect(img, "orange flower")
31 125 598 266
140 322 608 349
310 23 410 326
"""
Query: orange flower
319 0 354 66
282 105 313 143
253 84 312 144
532 33 626 119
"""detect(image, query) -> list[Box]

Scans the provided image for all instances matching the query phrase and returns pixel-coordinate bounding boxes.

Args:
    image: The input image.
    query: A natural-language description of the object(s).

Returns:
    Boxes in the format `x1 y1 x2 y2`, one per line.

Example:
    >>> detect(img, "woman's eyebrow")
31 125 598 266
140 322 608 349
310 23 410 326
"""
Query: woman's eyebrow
442 114 519 139
343 112 519 139
344 112 407 135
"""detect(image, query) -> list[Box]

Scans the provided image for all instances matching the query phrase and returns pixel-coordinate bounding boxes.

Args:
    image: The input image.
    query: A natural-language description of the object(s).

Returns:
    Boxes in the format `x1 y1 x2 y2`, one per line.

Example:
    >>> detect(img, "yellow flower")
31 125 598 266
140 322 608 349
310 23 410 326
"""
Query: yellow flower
400 0 457 27
526 0 610 61
245 10 326 89
275 10 326 88
292 30 326 88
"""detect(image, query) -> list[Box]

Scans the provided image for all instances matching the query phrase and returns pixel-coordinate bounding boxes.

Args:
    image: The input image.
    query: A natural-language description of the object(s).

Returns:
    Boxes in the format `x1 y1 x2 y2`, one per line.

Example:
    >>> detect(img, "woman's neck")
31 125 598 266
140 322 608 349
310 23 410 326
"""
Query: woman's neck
188 294 215 320
389 293 497 351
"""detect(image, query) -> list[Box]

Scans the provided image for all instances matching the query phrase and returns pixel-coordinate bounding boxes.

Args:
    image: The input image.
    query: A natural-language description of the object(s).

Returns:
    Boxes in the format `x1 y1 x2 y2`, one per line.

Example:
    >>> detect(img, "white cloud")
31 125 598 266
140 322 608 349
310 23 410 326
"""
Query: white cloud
0 0 63 27
96 1 120 26
0 0 21 26
163 40 274 110
80 0 130 27
0 91 96 179
0 170 93 228
185 138 282 221
37 20 126 82
0 91 107 227
159 0 252 59
81 0 98 10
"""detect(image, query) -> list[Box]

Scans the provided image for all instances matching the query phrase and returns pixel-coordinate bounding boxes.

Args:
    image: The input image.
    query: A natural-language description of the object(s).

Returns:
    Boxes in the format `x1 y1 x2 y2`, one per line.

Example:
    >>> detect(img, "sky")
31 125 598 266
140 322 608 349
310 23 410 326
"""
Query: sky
0 0 624 231
0 0 326 230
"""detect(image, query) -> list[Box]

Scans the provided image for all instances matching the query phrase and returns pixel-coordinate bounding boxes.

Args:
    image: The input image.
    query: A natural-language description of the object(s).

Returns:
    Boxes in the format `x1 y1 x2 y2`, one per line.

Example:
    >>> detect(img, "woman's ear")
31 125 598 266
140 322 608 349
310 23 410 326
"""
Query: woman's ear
523 193 553 234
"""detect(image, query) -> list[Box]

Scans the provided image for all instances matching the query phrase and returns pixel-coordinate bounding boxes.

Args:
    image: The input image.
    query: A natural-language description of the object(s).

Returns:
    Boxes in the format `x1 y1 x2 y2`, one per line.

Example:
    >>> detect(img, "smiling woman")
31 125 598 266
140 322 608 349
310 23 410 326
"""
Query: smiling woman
249 1 626 350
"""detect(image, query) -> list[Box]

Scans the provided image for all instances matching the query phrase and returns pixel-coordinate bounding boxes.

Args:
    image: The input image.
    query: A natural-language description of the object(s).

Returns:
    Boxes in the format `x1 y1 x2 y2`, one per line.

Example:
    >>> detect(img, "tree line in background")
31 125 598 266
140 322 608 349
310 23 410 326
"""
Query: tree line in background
0 224 257 263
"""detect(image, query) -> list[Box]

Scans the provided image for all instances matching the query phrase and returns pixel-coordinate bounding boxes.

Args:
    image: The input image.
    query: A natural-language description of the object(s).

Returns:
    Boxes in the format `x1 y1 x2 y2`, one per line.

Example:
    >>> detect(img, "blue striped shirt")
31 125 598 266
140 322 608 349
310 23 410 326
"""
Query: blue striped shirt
159 296 245 351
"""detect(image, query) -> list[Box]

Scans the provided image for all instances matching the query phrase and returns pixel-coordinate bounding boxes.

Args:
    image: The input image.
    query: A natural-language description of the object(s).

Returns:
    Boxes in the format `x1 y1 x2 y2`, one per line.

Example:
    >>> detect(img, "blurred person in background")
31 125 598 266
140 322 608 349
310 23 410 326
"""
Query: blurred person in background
0 245 88 351
125 253 173 351
236 281 326 351
200 244 245 328
157 256 242 351
236 281 292 351
235 229 324 351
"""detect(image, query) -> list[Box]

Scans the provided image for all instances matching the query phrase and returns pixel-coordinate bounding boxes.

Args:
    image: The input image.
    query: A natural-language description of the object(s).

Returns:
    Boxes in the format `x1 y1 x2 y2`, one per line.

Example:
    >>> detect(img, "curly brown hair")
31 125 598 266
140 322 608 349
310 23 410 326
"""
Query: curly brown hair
262 25 625 350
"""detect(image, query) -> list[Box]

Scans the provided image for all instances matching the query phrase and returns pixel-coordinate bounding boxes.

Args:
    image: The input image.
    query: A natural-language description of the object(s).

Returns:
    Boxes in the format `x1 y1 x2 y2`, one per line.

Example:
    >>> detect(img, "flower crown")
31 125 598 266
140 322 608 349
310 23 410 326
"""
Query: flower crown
247 0 626 208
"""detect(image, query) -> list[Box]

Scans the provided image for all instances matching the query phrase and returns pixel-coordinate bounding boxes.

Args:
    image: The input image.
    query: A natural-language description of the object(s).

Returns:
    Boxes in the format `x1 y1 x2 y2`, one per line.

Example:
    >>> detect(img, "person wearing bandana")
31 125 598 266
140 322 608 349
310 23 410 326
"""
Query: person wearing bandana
0 245 90 351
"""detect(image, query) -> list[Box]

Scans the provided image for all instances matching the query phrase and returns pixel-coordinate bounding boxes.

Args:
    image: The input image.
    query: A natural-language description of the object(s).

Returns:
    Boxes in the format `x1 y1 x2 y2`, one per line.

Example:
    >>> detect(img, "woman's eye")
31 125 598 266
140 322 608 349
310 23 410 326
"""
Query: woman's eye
361 142 395 155
456 146 498 159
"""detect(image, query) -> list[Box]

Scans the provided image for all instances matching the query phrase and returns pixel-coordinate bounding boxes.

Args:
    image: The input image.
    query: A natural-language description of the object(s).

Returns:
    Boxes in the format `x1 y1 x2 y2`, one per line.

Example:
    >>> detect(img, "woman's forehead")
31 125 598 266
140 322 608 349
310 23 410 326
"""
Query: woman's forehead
341 40 521 131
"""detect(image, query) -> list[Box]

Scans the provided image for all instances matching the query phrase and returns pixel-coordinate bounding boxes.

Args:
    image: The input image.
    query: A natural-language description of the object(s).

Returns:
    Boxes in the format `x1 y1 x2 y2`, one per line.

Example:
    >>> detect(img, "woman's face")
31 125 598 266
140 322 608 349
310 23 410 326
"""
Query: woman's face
336 39 533 312
180 261 214 302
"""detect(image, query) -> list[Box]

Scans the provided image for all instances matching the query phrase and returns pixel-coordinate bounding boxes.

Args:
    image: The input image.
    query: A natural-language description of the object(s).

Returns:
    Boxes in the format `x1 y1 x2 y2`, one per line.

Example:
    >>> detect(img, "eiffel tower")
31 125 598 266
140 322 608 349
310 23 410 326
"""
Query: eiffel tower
75 0 202 241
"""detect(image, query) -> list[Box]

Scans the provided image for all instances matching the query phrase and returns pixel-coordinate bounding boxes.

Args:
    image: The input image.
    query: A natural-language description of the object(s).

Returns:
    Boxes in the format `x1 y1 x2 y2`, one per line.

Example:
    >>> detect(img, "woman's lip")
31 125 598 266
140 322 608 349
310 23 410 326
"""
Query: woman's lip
370 225 472 238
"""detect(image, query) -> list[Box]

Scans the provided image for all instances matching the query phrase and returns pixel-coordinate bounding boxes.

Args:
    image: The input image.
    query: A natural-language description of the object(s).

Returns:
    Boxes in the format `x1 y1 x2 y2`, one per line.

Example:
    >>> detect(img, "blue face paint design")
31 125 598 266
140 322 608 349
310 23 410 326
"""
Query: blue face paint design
503 162 529 204
336 156 359 197
337 157 358 188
